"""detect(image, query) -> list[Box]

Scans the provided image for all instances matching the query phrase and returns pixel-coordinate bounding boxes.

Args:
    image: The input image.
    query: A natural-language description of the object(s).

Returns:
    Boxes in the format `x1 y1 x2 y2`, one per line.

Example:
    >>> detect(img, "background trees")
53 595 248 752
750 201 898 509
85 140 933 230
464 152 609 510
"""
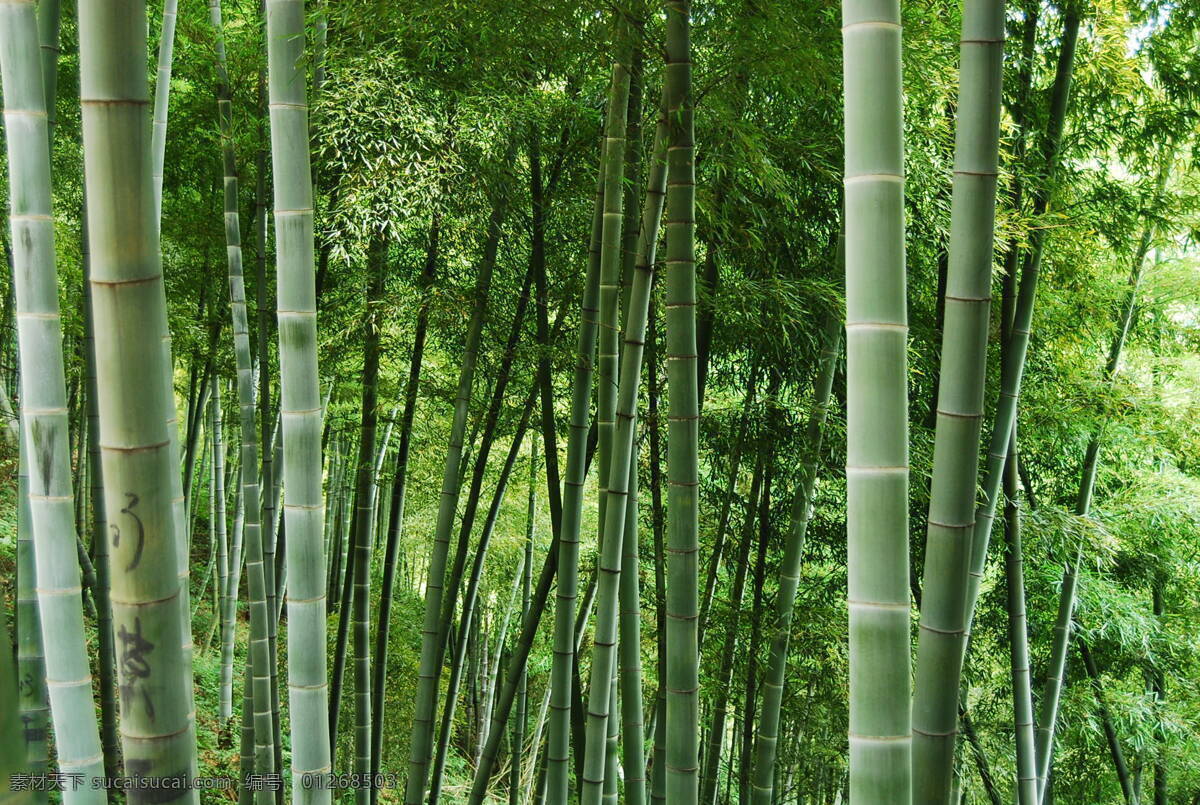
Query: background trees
2 0 1200 803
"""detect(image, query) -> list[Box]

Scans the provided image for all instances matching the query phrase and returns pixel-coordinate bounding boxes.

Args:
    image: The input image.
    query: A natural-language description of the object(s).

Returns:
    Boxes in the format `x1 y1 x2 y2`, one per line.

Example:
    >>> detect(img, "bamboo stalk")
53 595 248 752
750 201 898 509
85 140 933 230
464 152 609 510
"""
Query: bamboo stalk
842 0 910 800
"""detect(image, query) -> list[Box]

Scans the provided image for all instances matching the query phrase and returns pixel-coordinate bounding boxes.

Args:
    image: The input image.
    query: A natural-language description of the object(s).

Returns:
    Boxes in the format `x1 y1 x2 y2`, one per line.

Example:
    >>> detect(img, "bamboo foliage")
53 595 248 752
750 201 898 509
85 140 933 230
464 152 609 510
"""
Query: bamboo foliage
265 0 333 799
1033 148 1168 801
404 135 511 805
78 0 197 795
842 0 911 802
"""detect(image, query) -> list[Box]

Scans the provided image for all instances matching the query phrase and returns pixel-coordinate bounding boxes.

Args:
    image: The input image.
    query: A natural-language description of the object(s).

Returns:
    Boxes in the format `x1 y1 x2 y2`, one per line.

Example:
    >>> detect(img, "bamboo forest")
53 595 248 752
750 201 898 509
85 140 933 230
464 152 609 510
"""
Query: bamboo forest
5 0 1200 802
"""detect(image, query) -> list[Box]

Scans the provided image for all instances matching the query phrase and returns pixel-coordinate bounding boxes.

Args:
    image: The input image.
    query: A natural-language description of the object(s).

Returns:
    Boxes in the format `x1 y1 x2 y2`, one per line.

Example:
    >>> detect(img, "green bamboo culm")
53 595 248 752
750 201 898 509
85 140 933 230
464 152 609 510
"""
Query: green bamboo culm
616 113 669 805
1003 439 1037 805
83 223 122 780
961 6 1080 650
151 0 179 226
265 0 333 799
546 174 604 804
15 437 49 800
663 0 701 801
842 0 911 802
78 0 198 796
910 0 1005 799
1 2 106 798
213 13 250 707
750 314 840 804
579 46 633 805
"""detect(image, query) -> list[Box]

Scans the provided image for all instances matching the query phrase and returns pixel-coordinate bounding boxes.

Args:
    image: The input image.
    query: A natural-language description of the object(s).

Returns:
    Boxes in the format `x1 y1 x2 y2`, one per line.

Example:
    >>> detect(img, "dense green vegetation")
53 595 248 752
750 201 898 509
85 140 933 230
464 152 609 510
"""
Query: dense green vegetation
2 0 1200 803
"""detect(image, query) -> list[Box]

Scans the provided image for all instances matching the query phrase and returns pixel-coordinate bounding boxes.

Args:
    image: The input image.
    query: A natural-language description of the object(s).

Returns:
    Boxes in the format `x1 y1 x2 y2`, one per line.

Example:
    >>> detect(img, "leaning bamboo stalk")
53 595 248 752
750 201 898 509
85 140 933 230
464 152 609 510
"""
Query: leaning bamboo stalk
579 47 634 803
546 172 605 804
842 0 911 801
78 0 197 795
1004 440 1037 805
750 315 840 803
911 0 1005 796
584 108 667 805
265 0 333 799
962 6 1080 648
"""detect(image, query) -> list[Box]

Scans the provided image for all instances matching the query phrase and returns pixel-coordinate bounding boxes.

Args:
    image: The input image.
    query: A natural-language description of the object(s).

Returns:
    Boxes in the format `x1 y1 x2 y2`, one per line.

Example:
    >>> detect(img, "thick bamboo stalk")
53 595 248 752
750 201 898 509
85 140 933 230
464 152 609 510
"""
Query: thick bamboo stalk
581 96 666 805
265 0 332 799
663 2 701 800
591 40 633 799
842 0 910 801
911 1 1005 797
2 3 103 798
751 315 840 803
78 0 197 795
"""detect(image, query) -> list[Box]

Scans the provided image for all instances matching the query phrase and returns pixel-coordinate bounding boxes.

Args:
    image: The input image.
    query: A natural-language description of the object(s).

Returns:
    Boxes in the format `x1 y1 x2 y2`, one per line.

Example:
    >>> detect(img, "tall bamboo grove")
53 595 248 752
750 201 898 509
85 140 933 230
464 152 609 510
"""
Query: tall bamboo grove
842 0 911 802
78 0 198 795
1 1 106 798
266 0 334 798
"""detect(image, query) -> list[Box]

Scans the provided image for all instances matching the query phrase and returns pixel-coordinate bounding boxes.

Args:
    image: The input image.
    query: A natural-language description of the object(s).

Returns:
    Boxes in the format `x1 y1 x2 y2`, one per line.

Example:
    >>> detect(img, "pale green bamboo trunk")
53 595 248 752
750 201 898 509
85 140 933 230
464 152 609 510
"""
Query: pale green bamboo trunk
750 315 840 803
78 0 198 796
151 0 178 226
663 1 700 801
842 0 910 802
265 0 333 800
910 1 1005 799
1 4 105 798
